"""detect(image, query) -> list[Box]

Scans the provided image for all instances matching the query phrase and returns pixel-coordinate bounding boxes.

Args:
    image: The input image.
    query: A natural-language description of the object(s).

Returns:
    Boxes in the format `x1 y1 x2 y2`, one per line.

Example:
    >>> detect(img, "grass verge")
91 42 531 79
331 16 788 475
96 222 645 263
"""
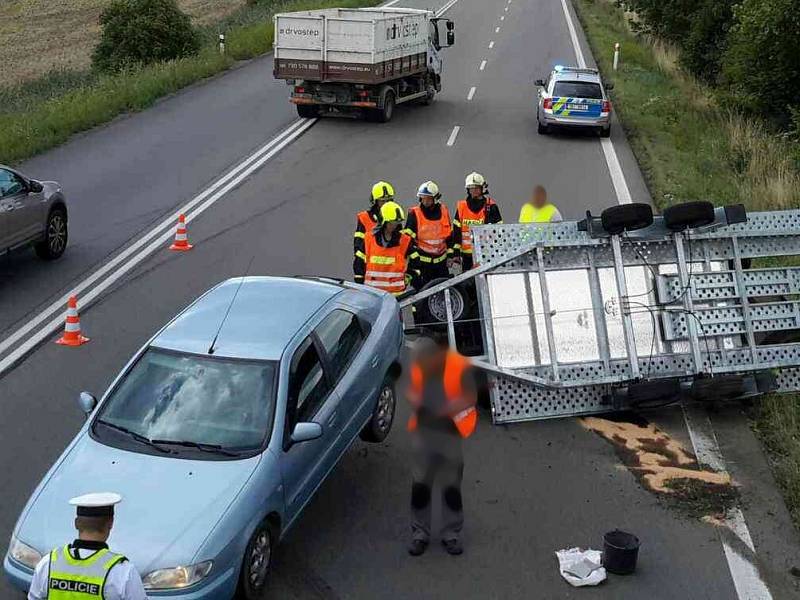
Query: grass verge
0 0 378 164
573 0 800 529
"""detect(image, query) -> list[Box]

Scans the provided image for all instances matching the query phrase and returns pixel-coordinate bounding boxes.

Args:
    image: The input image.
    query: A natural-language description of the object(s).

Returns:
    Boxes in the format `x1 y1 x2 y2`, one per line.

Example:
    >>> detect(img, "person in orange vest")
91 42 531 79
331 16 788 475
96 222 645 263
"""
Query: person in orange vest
407 332 478 557
452 172 503 271
402 180 454 286
353 181 395 284
354 201 422 295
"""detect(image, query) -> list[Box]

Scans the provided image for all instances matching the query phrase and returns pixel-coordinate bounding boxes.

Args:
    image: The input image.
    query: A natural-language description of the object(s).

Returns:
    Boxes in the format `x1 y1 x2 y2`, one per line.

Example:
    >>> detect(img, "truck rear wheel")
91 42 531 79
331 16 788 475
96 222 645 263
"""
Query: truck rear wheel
296 104 318 119
377 91 395 123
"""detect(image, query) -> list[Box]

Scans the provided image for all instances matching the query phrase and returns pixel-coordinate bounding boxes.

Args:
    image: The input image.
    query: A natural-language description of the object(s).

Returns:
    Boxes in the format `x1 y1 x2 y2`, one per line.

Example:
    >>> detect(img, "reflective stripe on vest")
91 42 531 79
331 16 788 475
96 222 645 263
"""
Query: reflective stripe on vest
410 205 452 256
519 203 557 223
456 198 495 254
364 232 411 295
48 545 126 600
407 352 477 439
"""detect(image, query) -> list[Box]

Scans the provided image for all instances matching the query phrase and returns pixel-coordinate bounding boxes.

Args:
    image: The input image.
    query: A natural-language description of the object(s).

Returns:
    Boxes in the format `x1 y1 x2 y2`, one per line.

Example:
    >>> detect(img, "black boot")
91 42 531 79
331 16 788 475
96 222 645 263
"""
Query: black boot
408 539 429 556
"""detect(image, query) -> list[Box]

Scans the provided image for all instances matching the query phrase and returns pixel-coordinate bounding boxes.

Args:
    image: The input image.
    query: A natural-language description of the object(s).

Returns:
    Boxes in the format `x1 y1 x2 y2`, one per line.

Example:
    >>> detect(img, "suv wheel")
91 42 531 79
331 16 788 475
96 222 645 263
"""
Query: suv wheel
35 207 68 260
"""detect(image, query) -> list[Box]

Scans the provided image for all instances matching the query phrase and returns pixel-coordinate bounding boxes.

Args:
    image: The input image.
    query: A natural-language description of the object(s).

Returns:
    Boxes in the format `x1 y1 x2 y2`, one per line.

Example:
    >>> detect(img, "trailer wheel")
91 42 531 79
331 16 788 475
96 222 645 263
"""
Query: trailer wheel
600 203 653 235
377 91 395 123
662 201 715 232
296 104 318 119
414 277 469 327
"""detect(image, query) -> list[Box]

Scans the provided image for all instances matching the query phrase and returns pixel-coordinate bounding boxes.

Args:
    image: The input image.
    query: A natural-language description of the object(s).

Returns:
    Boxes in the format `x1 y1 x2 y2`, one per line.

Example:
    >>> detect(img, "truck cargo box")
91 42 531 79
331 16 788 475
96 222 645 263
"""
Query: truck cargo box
274 7 432 84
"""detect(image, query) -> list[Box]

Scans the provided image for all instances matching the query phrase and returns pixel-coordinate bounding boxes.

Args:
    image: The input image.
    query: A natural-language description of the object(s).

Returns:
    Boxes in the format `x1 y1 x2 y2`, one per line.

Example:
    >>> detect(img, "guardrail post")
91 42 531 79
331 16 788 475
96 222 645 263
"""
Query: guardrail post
219 33 226 55
613 42 620 71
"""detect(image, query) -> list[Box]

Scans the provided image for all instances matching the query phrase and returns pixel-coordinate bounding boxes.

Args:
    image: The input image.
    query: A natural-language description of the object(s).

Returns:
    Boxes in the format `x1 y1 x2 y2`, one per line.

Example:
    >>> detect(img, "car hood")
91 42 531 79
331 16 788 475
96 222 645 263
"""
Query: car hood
16 434 261 573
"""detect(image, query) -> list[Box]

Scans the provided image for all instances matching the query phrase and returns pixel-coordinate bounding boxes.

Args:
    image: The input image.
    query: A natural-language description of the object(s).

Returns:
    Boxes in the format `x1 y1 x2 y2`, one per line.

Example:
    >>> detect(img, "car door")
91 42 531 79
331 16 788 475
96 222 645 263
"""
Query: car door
312 308 372 444
280 335 343 524
0 168 42 248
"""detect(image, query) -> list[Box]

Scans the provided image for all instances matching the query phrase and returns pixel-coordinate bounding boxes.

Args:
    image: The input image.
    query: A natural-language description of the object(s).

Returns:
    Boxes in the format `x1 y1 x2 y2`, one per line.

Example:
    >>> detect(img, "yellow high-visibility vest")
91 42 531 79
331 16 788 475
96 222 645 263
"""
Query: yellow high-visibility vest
519 203 558 223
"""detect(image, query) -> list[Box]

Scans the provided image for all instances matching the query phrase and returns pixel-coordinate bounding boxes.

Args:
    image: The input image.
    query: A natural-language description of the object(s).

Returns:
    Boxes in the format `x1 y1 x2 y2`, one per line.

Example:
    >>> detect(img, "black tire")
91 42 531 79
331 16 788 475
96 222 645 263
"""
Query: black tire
600 125 611 138
690 375 744 401
413 277 471 327
360 376 396 443
626 379 681 406
420 84 436 106
377 91 396 123
35 207 68 260
662 201 715 232
296 104 318 119
537 120 549 135
237 519 276 600
601 203 653 235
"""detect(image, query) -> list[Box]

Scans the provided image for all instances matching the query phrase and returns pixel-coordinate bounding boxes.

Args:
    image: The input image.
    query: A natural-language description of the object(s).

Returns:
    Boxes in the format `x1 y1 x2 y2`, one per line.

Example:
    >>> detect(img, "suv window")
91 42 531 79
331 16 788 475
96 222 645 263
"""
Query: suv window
553 81 603 99
314 310 364 383
0 169 24 198
288 337 330 425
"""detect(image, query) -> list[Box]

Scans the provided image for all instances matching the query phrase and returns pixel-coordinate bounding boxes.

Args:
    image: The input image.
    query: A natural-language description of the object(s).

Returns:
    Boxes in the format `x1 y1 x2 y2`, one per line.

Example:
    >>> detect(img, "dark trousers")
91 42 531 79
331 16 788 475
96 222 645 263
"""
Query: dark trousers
419 259 450 288
410 431 464 543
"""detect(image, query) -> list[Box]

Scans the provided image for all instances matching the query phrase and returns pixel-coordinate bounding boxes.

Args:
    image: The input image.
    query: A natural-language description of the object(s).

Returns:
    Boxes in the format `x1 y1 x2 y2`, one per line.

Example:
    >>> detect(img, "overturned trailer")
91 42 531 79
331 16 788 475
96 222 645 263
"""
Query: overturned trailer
401 203 800 423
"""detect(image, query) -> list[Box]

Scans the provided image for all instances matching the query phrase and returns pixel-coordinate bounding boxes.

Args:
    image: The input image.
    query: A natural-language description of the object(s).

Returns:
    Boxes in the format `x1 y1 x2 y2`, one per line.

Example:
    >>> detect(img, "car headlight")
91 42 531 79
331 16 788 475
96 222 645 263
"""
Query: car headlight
142 561 213 590
8 536 43 570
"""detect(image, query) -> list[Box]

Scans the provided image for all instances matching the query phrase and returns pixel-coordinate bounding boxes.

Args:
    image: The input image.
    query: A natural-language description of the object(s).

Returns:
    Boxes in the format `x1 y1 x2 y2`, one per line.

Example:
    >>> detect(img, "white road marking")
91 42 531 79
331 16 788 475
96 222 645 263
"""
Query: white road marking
501 15 505 21
436 0 461 16
558 0 773 596
495 26 501 33
0 118 316 376
383 0 401 5
467 86 476 101
489 41 495 49
479 60 487 71
504 6 509 12
446 126 461 147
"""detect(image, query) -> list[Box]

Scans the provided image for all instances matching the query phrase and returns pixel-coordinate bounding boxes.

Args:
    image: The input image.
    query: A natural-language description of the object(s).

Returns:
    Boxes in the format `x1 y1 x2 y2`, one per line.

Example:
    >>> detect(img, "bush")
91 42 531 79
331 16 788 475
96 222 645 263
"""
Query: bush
92 0 201 73
721 0 800 122
680 0 735 83
618 0 698 42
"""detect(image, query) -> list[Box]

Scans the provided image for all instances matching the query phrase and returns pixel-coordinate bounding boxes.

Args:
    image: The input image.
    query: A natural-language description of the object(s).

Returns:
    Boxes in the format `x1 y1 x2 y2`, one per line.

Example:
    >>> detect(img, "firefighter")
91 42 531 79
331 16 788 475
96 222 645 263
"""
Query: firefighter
403 181 453 287
407 333 478 557
519 185 563 223
452 172 503 271
354 181 395 284
354 201 422 295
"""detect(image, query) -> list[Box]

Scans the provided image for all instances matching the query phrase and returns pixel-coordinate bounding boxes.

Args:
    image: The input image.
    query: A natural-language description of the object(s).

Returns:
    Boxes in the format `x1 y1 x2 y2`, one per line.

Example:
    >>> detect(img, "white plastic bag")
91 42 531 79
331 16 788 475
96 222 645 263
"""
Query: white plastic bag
555 548 606 587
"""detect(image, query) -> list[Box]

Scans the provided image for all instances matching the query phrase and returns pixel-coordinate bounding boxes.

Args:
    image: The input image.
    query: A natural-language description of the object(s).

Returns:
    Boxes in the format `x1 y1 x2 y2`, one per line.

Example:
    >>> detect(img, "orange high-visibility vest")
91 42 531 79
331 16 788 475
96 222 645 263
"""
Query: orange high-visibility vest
357 210 375 232
456 197 496 254
407 351 477 438
410 204 452 256
364 231 412 295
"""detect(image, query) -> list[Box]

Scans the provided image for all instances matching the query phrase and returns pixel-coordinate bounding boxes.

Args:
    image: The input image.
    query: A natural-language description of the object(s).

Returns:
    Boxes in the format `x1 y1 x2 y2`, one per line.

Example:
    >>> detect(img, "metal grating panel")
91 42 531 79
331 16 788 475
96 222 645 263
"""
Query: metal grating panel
662 301 800 340
657 268 800 303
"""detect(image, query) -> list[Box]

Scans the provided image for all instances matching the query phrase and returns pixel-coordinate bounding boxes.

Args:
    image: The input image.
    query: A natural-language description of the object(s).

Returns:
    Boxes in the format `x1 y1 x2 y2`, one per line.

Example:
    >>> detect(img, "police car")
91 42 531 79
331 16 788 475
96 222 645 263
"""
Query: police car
535 66 613 137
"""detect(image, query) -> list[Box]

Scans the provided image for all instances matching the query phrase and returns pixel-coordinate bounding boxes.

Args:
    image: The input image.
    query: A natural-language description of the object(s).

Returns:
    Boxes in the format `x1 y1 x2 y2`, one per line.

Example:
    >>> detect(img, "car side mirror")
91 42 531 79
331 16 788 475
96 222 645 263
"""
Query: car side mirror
28 180 43 193
604 81 614 90
290 422 322 444
446 31 455 46
78 392 97 416
534 79 545 87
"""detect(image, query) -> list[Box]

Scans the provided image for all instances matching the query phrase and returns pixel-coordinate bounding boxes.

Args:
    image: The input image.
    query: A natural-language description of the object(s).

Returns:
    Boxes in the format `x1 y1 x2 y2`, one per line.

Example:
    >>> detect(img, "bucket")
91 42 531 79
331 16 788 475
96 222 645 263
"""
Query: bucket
602 529 640 575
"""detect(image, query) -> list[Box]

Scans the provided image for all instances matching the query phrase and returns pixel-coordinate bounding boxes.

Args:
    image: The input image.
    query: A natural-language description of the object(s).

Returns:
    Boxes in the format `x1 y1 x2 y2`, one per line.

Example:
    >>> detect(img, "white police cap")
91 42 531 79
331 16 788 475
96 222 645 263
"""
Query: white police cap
69 492 122 517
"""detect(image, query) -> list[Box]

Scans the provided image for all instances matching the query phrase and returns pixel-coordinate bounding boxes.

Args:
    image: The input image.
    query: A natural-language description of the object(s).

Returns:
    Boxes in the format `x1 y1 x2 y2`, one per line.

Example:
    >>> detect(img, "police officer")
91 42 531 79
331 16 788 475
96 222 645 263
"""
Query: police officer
28 493 146 600
452 172 503 271
403 181 453 286
519 185 563 223
354 181 395 284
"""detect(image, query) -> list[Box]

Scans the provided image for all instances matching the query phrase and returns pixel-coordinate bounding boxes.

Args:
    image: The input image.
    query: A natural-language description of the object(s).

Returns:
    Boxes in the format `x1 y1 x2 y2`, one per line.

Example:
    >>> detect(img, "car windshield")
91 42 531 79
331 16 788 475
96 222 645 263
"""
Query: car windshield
94 349 276 453
553 81 603 99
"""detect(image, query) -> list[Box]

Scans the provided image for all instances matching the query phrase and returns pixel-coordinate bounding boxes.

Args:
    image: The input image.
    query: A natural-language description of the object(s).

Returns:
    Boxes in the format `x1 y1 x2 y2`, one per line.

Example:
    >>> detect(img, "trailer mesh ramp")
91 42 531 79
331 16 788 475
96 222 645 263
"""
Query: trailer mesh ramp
404 207 800 423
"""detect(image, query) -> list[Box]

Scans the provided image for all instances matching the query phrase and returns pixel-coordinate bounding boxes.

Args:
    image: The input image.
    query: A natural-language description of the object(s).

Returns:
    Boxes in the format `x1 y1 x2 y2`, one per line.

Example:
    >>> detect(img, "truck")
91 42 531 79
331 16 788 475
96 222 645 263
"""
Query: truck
273 7 455 122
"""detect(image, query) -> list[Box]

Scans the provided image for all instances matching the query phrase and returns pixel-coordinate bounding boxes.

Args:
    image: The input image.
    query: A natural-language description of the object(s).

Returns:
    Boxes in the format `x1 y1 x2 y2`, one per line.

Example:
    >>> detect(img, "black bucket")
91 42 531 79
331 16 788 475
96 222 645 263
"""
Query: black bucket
602 529 640 575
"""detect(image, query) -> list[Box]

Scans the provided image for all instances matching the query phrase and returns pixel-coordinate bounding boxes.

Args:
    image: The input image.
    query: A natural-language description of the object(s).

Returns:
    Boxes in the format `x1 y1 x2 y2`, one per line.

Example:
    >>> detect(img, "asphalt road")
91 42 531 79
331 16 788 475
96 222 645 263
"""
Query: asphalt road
2 0 799 598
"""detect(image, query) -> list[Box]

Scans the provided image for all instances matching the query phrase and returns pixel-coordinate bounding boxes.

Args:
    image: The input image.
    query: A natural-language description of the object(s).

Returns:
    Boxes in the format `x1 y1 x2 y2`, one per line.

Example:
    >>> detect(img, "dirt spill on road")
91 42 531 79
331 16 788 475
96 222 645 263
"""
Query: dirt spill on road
581 416 737 517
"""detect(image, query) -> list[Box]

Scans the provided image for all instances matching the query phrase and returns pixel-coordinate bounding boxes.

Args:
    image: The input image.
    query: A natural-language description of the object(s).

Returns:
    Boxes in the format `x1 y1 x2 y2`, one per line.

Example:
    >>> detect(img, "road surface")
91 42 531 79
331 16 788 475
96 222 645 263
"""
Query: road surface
2 0 798 597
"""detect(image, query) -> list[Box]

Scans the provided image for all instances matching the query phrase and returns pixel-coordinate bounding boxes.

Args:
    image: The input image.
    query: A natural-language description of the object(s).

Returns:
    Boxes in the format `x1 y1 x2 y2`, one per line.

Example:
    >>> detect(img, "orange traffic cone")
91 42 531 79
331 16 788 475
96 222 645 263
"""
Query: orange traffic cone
56 295 89 347
169 214 193 251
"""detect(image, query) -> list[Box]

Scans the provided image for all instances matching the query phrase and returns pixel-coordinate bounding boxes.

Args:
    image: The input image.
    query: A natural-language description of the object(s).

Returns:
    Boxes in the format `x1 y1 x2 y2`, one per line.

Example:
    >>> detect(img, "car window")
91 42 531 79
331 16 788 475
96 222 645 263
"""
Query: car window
0 169 24 198
314 310 364 383
553 81 603 99
288 337 331 424
94 349 277 452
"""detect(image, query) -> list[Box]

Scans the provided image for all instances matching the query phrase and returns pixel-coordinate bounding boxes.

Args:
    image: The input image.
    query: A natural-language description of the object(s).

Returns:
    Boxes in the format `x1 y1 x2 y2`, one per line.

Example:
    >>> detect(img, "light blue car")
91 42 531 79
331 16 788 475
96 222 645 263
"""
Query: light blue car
5 276 403 599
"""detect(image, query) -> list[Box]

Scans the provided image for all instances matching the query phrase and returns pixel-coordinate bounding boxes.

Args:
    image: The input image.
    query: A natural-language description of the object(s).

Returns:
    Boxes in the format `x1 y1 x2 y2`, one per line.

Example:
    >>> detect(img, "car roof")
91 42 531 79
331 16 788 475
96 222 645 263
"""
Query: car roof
552 67 601 83
151 276 342 361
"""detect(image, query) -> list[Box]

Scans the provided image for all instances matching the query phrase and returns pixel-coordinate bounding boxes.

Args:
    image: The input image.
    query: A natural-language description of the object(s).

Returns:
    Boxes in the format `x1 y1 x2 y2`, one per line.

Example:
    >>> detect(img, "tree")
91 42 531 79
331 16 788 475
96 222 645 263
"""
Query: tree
92 0 201 73
680 0 736 83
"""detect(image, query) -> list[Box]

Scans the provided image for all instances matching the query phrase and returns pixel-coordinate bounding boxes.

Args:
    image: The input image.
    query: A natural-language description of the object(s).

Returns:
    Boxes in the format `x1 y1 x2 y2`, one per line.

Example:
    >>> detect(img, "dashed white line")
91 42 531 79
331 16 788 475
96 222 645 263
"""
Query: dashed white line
504 6 509 12
467 87 476 101
489 41 495 49
446 126 461 147
479 60 487 71
495 26 501 33
500 15 505 21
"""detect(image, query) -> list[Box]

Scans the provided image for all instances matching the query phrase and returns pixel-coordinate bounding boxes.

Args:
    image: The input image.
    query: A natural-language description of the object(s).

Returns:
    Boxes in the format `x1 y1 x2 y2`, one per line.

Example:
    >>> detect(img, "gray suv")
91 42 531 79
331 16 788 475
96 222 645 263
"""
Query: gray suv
535 66 613 137
0 165 68 260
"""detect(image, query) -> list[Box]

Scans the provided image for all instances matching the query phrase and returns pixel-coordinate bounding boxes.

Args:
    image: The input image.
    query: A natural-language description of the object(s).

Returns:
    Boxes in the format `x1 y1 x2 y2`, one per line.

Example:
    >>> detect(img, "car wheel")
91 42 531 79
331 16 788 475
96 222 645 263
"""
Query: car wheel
35 207 68 260
237 520 275 600
360 376 396 443
600 125 611 138
537 120 549 135
377 91 395 123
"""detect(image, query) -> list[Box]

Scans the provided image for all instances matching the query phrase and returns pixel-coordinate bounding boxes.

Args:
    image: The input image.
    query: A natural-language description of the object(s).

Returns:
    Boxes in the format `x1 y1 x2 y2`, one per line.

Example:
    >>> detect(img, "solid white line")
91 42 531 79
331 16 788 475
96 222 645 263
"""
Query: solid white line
489 41 495 49
558 0 772 595
479 60 487 71
495 26 501 33
467 87 476 101
436 0 461 16
383 0 401 5
446 126 461 147
0 118 316 376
